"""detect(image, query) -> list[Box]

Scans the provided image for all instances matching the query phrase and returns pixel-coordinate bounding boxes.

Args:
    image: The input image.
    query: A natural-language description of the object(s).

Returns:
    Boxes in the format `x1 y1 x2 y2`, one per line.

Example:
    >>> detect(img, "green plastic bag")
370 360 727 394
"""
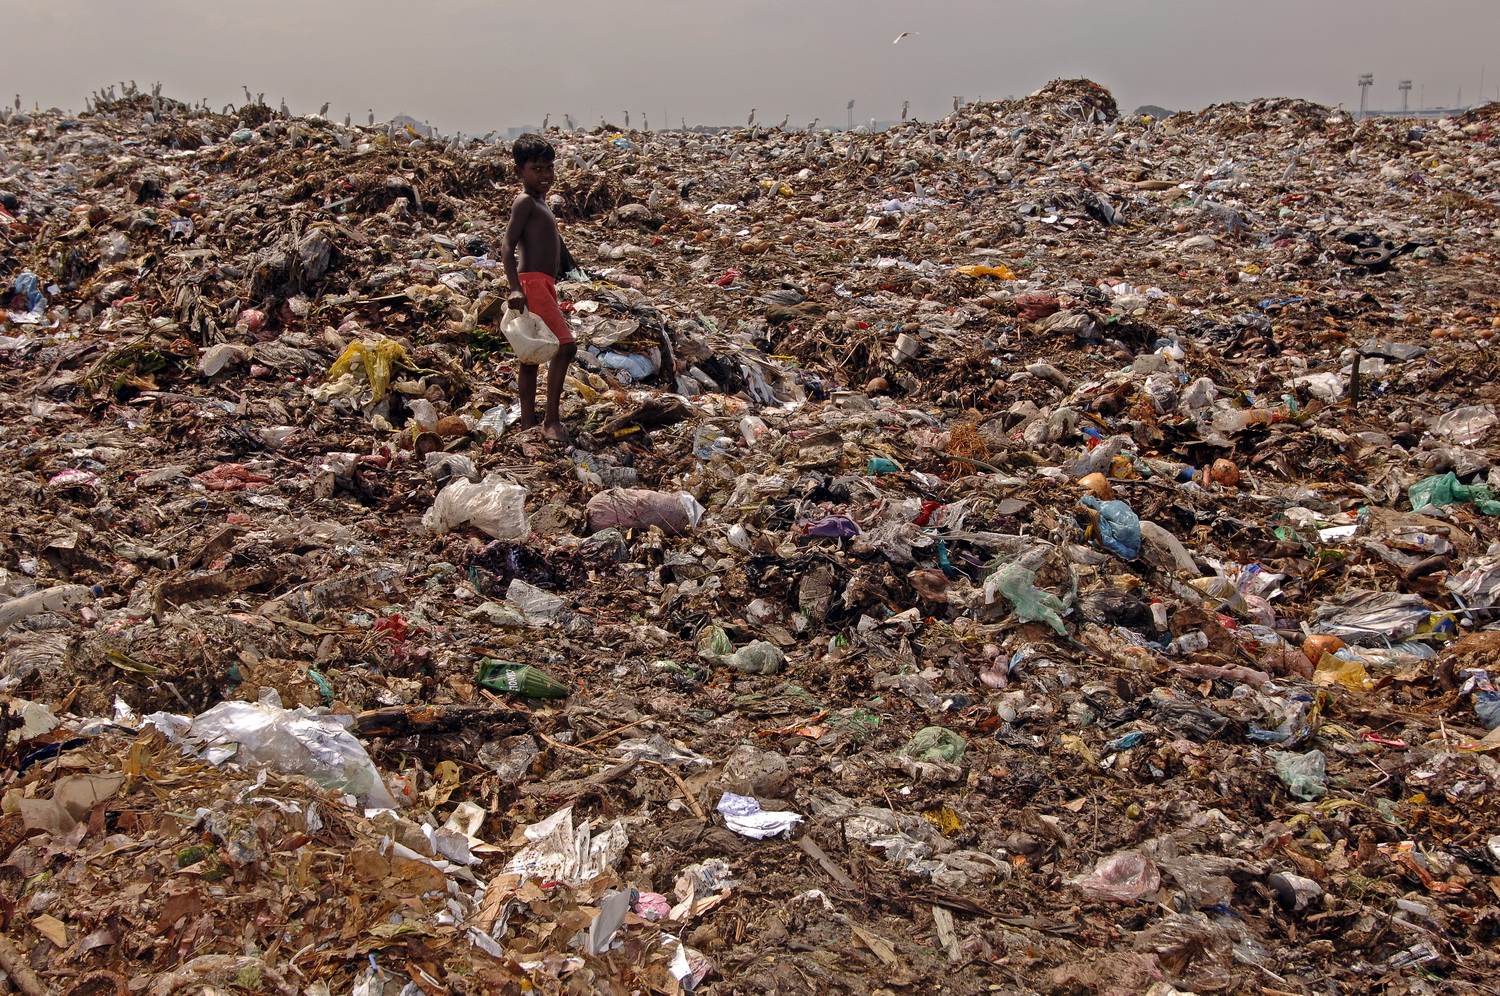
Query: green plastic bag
1409 472 1500 516
1269 749 1327 800
697 624 735 662
990 561 1069 635
899 726 967 763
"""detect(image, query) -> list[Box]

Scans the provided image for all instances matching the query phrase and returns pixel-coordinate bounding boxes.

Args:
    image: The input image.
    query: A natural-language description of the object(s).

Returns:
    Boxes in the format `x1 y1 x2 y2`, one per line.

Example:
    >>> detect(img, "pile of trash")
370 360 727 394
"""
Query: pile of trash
3 79 1500 994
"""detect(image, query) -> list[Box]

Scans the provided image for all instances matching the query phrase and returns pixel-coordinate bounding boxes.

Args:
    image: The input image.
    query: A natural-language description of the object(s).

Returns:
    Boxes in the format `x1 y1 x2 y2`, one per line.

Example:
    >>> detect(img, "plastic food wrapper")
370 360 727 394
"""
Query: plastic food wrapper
504 579 569 625
145 699 398 809
666 937 714 990
1069 850 1161 902
423 474 531 540
1310 590 1436 645
716 792 804 839
505 805 629 887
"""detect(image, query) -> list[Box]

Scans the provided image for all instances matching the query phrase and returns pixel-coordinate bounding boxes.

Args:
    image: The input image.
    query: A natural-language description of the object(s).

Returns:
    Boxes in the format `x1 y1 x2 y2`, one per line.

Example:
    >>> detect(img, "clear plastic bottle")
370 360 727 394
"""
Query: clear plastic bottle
739 415 769 446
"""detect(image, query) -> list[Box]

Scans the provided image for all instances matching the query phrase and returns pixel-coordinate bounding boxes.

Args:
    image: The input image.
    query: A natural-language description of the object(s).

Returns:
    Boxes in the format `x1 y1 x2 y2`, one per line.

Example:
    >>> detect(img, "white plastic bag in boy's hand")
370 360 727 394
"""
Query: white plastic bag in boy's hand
501 306 559 364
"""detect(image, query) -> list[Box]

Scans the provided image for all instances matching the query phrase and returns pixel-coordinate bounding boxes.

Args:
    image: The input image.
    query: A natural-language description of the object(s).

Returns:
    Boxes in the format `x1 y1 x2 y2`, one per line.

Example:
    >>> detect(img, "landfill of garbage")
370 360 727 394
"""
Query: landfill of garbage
2 77 1500 994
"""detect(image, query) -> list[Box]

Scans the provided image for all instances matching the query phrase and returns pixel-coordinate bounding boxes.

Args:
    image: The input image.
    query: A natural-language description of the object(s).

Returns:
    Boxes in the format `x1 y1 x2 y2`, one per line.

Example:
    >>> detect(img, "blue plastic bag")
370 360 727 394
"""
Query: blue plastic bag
1080 495 1141 559
11 272 45 314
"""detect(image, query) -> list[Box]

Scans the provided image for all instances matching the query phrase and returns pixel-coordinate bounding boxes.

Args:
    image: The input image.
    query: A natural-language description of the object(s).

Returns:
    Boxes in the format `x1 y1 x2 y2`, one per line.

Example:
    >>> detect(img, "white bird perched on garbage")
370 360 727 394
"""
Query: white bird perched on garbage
319 101 330 117
279 98 289 117
13 94 19 110
623 111 629 128
747 108 756 127
542 113 550 130
901 100 909 121
344 112 351 127
367 108 374 126
805 117 819 131
778 114 788 130
893 31 917 44
243 86 252 105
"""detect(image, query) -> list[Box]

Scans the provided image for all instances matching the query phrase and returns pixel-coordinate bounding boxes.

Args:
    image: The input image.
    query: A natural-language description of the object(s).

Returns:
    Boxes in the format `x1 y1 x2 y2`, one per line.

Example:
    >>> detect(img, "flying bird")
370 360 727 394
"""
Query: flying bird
893 31 917 44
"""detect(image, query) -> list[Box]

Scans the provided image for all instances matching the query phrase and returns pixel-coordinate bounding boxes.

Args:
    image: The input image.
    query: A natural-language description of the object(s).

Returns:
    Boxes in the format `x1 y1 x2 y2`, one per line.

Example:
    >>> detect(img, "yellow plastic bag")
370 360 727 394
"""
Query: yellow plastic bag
1313 654 1374 692
953 264 1017 280
326 338 409 402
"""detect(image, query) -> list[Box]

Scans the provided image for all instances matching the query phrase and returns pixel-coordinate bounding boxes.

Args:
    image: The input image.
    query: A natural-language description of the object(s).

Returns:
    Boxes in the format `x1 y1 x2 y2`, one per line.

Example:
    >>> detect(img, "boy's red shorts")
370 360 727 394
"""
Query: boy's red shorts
518 272 574 345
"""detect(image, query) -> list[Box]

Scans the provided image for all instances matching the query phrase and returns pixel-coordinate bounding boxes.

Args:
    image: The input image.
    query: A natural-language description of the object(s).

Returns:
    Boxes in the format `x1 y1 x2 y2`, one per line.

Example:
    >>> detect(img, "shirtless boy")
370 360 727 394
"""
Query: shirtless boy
502 134 577 443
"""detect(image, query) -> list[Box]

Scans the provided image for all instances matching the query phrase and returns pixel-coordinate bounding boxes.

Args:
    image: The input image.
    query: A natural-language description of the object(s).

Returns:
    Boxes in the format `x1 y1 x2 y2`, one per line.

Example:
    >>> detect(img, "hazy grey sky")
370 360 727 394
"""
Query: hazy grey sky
6 1 1498 133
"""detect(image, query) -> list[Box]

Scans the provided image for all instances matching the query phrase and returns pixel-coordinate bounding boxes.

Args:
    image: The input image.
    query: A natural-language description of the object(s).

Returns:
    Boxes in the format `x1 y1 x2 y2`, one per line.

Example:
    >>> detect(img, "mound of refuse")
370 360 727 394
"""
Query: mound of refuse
3 80 1500 994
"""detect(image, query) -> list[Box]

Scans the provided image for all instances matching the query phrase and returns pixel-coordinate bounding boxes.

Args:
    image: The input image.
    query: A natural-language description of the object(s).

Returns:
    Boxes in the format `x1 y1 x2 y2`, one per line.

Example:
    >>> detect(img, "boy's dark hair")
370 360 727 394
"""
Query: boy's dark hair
512 133 555 171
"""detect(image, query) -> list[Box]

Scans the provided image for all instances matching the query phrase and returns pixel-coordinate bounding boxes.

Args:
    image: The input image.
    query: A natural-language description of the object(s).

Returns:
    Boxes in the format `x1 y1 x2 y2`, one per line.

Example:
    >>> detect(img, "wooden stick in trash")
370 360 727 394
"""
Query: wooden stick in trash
646 760 706 821
0 933 47 996
352 705 527 737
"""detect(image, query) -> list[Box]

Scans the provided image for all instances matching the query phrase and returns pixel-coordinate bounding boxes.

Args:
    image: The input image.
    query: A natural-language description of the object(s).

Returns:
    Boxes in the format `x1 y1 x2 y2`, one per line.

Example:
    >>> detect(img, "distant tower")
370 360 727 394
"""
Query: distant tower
1399 80 1413 114
1358 73 1374 119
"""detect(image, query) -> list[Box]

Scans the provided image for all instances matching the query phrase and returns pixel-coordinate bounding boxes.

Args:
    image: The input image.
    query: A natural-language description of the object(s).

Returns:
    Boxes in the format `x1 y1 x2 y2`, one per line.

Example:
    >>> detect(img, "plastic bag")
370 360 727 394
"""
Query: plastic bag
1269 749 1327 800
422 474 531 540
727 640 785 674
899 726 967 763
1070 850 1161 902
587 488 705 536
150 700 398 809
501 306 559 365
325 337 409 402
986 561 1069 635
1081 495 1142 559
1409 471 1500 516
